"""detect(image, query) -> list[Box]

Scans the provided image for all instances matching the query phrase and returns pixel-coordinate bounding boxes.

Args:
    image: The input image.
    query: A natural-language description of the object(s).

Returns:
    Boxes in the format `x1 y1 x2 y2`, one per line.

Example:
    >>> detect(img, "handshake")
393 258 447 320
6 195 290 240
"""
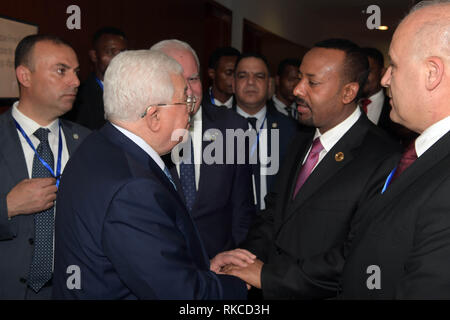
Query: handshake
210 249 263 290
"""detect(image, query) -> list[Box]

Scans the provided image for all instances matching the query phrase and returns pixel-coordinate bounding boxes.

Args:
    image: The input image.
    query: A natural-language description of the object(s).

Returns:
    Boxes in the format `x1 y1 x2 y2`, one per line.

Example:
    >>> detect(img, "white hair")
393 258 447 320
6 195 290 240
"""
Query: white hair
409 0 450 14
103 50 183 122
150 39 200 71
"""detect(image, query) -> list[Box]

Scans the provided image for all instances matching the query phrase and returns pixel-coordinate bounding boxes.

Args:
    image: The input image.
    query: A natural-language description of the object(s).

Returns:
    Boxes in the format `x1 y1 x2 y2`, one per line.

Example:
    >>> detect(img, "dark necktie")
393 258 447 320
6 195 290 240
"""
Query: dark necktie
28 128 54 292
391 140 417 182
180 136 196 212
360 98 372 114
293 138 324 198
247 117 257 130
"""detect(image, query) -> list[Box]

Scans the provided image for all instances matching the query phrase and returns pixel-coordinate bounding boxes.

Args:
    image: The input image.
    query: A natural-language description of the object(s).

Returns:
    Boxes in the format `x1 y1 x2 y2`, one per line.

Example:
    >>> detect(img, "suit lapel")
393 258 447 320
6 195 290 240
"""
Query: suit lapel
0 109 29 182
60 120 82 156
277 115 369 233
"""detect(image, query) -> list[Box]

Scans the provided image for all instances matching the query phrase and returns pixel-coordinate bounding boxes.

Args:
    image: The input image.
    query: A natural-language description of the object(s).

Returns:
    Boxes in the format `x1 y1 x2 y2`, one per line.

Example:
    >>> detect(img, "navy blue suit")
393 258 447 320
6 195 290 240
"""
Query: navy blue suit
52 123 246 299
163 102 256 258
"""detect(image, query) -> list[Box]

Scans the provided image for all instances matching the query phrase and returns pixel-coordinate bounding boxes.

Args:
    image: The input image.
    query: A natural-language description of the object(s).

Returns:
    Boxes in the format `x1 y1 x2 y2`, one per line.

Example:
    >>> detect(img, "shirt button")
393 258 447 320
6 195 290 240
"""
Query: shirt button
28 238 34 245
19 277 27 284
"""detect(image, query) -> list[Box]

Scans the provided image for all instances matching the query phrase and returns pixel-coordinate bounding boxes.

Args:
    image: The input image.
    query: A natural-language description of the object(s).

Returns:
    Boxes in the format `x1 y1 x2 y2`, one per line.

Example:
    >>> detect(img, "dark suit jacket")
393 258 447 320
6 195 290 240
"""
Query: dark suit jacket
0 108 90 299
340 131 450 299
240 113 401 299
232 100 300 209
52 123 247 299
66 73 106 130
163 102 256 258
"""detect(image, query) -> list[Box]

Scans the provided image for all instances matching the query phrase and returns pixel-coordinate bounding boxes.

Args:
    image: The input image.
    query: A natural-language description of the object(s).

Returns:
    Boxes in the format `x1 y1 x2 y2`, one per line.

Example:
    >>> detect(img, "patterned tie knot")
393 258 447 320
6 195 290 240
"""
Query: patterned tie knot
247 117 258 130
310 137 324 156
34 128 50 142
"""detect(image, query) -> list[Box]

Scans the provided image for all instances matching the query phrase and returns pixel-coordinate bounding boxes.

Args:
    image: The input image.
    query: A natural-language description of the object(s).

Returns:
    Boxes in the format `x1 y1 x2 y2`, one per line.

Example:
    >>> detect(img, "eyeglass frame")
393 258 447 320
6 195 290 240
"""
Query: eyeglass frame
140 95 197 118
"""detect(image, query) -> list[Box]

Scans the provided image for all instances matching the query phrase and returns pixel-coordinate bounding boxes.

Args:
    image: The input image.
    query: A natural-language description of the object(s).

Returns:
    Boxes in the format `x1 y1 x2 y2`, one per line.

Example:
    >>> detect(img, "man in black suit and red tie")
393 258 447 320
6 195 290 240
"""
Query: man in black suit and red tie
220 39 400 299
340 0 450 299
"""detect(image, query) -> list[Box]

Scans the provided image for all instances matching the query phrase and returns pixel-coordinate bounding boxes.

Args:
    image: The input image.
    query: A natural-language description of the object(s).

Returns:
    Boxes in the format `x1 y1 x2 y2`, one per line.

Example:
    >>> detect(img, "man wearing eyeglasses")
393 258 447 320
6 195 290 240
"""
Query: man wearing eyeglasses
52 50 252 299
150 40 256 260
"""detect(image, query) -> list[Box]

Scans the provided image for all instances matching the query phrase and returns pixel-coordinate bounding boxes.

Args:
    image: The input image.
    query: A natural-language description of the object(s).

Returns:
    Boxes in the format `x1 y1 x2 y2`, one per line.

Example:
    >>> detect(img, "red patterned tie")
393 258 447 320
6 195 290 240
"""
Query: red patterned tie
391 140 417 181
293 138 324 198
360 98 372 114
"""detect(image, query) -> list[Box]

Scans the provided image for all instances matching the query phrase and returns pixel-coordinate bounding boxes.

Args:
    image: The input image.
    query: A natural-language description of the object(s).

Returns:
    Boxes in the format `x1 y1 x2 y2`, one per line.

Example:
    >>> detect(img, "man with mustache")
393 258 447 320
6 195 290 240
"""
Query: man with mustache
223 39 400 299
0 34 90 299
341 0 450 299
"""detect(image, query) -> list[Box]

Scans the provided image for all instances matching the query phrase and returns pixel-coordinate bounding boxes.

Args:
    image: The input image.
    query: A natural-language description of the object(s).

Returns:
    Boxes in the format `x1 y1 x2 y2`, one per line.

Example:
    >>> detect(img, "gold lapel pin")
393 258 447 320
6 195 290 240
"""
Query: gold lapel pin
272 122 278 128
73 133 79 140
335 152 344 162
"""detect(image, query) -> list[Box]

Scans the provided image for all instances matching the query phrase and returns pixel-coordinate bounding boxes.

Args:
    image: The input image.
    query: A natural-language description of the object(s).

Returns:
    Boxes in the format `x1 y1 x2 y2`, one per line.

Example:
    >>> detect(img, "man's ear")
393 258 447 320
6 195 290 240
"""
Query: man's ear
342 82 359 104
231 77 236 94
425 56 444 91
16 65 32 88
144 107 161 132
207 68 215 81
89 49 98 64
275 75 280 87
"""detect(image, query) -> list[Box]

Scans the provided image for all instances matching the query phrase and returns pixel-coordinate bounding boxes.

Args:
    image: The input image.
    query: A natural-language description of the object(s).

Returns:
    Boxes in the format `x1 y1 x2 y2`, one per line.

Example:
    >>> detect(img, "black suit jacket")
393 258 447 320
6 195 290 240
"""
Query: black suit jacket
340 131 450 299
163 101 256 258
241 113 400 299
0 108 90 299
67 73 106 130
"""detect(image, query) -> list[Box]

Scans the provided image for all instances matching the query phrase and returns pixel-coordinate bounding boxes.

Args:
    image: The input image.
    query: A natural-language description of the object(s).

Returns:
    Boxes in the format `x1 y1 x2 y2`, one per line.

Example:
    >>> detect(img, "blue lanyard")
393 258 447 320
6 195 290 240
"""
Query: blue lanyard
95 76 104 91
14 120 63 188
250 116 267 157
381 167 397 194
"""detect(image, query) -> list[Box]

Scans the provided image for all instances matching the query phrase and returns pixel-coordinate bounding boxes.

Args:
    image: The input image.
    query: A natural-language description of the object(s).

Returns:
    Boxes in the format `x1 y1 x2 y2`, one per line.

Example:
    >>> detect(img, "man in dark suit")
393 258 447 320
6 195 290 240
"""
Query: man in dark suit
0 34 90 299
360 47 417 149
222 39 400 299
66 27 128 130
232 53 299 210
340 1 450 299
204 46 240 109
52 50 252 299
149 40 256 259
271 58 301 120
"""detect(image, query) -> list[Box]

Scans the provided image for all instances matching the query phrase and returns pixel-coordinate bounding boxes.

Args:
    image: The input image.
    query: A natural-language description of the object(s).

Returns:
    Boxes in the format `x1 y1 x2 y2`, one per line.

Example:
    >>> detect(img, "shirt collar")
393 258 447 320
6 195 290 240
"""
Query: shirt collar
12 101 59 138
111 123 166 172
313 107 362 152
415 115 450 157
236 105 267 123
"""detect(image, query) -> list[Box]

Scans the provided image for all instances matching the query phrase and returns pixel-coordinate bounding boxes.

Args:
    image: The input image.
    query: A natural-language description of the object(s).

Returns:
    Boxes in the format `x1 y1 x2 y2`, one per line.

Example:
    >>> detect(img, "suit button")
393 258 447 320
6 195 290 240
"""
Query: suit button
276 247 282 255
19 277 27 284
28 238 34 245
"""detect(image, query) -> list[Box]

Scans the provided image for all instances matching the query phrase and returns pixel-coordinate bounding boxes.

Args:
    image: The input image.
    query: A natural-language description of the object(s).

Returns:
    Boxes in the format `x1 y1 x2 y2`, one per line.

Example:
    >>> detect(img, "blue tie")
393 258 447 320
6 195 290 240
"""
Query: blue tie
180 137 196 212
163 166 177 191
28 128 54 292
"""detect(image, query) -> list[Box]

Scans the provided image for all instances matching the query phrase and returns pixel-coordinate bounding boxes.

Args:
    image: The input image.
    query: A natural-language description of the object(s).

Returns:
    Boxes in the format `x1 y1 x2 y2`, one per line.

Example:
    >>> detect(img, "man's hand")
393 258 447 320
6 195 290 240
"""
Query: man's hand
210 249 256 273
6 178 57 218
222 258 264 289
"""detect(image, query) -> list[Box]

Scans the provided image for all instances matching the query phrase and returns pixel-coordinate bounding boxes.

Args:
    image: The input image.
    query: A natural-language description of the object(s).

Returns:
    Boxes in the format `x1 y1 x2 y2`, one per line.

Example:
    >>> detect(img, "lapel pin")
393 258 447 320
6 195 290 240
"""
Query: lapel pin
272 122 278 128
335 152 344 162
73 133 79 140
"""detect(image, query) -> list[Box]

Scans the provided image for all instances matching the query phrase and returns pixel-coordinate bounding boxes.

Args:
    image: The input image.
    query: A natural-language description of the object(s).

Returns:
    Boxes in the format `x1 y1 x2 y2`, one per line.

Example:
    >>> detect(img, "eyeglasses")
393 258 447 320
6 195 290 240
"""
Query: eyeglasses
140 96 197 118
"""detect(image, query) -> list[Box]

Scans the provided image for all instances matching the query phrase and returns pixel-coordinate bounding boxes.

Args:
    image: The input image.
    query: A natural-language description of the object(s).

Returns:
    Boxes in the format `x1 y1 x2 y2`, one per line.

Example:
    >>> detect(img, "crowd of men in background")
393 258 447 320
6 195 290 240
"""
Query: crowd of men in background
0 0 449 300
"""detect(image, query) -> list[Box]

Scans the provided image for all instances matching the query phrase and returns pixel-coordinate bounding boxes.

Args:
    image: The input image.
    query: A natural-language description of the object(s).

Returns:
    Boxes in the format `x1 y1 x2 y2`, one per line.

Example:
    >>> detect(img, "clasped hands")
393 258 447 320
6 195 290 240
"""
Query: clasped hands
210 248 263 289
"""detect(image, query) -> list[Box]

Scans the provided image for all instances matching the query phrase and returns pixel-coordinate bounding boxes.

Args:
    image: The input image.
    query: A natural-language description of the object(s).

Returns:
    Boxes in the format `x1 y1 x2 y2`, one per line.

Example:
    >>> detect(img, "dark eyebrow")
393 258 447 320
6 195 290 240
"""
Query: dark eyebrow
56 63 71 69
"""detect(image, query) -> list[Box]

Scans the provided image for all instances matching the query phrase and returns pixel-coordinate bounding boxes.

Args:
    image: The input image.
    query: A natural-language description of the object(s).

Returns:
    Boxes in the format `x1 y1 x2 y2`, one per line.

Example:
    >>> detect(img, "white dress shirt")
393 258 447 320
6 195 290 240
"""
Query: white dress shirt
303 107 362 172
12 102 70 178
209 87 233 109
111 123 166 172
365 89 385 125
236 105 268 210
415 116 450 158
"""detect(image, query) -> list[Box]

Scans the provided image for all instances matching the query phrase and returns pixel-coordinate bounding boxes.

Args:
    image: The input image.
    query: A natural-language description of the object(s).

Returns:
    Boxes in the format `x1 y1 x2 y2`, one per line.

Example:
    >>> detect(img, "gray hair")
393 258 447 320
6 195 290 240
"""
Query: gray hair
150 39 200 71
103 50 183 122
409 0 450 13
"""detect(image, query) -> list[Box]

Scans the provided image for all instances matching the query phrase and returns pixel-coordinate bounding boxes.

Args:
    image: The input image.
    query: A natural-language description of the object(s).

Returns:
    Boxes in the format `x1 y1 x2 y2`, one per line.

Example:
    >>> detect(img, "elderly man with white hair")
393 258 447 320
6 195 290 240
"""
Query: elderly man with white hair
51 50 252 299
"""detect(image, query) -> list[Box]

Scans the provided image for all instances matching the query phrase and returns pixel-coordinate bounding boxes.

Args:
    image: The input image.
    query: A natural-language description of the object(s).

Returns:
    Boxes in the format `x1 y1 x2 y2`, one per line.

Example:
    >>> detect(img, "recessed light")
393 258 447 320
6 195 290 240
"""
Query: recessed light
377 26 388 30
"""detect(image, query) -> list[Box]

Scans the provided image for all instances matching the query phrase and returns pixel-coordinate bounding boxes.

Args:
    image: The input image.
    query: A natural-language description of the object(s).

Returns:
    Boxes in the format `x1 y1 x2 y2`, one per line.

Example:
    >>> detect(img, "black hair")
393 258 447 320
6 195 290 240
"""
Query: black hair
92 27 127 47
277 58 301 76
361 47 385 69
235 52 270 76
314 38 369 101
208 46 240 70
15 34 71 69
